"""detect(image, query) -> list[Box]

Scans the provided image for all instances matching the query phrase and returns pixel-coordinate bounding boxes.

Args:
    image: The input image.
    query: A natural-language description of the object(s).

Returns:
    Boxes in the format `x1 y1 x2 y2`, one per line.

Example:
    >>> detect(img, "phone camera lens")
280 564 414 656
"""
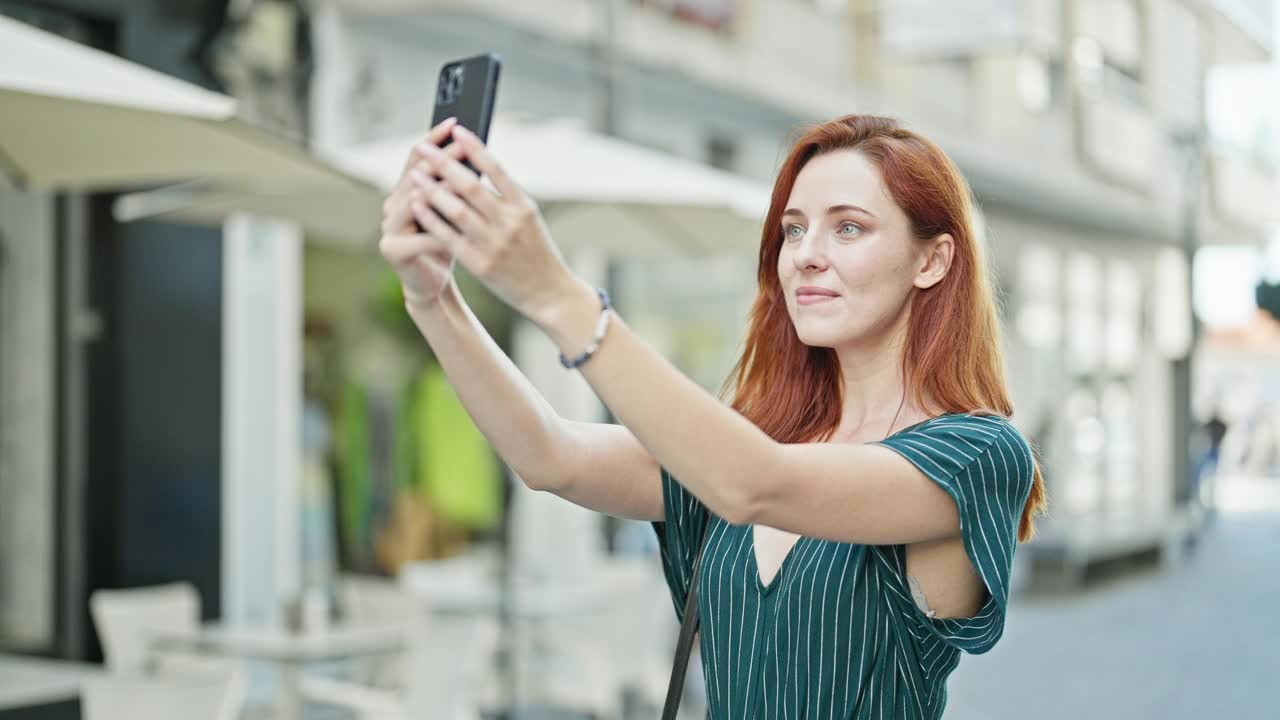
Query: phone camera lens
438 64 465 104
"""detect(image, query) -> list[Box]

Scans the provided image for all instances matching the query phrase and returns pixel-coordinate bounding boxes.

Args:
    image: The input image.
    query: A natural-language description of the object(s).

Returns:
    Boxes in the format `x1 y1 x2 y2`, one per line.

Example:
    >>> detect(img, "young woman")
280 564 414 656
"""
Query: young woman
379 113 1047 719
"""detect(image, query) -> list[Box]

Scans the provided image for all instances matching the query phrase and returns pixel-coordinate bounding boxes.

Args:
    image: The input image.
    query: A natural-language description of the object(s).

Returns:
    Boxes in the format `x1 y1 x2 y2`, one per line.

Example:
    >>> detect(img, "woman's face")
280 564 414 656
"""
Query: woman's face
777 149 932 350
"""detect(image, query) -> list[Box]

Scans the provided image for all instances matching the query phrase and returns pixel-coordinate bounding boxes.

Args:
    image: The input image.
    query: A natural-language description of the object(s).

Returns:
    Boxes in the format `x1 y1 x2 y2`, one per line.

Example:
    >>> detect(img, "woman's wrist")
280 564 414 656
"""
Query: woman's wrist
403 278 461 317
532 278 608 360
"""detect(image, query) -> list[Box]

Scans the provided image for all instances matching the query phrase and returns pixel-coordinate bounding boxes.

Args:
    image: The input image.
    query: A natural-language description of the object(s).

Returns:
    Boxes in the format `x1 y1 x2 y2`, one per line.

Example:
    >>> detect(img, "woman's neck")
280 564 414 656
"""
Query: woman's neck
831 327 930 441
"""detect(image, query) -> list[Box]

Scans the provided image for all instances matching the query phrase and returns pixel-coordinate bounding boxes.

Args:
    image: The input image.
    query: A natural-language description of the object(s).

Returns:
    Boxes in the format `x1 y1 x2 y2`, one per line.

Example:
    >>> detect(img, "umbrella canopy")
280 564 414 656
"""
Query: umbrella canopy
115 115 774 254
325 115 773 255
112 177 382 245
335 116 771 217
0 14 380 236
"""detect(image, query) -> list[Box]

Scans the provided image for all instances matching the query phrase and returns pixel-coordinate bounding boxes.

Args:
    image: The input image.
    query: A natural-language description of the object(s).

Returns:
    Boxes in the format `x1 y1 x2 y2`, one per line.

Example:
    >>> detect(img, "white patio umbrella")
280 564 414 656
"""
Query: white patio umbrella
325 115 773 256
116 113 774 254
334 116 770 216
0 14 380 238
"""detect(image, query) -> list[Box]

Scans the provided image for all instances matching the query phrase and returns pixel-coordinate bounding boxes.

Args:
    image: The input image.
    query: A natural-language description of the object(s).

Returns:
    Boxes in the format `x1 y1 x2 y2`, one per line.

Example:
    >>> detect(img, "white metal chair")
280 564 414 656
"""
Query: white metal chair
396 546 502 613
88 582 247 718
506 558 667 720
599 561 680 712
335 573 432 688
89 582 201 674
341 573 427 625
300 613 500 720
81 666 242 720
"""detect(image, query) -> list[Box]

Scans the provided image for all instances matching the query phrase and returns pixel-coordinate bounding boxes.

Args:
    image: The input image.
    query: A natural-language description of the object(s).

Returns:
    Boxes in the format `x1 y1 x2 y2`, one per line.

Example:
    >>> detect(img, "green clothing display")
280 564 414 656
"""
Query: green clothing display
335 366 502 567
416 365 501 530
336 382 372 567
652 413 1035 720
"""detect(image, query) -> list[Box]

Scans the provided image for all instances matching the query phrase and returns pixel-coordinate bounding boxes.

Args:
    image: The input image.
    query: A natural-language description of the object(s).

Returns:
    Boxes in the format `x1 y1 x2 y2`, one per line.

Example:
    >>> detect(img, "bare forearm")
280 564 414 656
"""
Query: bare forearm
405 282 568 490
535 279 775 523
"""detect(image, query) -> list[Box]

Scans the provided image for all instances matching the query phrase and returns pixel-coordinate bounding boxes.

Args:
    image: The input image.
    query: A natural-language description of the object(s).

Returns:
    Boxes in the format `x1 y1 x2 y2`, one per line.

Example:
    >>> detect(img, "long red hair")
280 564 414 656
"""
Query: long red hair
720 115 1047 541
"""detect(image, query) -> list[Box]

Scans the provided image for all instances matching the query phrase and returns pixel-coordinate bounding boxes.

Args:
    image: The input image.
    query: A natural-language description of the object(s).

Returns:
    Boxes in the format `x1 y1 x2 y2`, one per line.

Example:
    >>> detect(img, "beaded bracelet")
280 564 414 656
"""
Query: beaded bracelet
559 288 612 370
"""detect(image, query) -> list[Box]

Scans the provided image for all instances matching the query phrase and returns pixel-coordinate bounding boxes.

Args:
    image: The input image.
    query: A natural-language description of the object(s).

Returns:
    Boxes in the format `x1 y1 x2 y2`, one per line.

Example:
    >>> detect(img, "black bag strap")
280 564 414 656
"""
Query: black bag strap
661 522 710 720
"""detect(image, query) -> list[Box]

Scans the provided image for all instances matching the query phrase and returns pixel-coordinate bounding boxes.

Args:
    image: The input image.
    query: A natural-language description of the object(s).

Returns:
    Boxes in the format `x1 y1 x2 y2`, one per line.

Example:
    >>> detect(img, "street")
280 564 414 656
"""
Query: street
946 476 1280 720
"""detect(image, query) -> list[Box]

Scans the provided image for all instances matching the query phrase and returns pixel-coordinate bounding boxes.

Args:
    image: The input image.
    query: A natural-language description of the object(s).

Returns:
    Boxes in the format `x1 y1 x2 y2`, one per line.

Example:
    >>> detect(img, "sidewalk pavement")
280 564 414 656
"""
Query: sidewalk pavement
944 475 1280 720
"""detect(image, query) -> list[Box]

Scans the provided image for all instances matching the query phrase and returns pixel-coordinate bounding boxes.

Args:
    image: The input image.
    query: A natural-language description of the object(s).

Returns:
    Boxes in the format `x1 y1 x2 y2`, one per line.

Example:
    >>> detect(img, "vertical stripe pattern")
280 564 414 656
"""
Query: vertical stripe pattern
651 414 1035 719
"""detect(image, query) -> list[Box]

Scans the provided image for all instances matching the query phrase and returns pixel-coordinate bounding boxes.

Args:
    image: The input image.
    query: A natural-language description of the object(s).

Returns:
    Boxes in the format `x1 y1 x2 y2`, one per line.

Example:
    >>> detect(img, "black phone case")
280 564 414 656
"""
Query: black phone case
414 53 501 233
431 53 502 174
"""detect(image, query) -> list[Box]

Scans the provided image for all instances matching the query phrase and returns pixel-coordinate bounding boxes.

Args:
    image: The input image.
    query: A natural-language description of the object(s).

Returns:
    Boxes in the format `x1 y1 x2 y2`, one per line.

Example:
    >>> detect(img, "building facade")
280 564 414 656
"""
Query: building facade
307 0 1276 584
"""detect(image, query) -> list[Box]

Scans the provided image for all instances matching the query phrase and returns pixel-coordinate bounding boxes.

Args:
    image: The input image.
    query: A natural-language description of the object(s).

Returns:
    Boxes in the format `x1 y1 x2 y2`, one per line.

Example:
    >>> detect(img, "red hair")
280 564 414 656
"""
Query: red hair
720 115 1047 541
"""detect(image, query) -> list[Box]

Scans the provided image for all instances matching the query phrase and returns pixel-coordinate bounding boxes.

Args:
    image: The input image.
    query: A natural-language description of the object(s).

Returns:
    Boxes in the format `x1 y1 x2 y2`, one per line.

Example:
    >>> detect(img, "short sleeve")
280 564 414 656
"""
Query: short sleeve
873 414 1035 654
650 467 711 623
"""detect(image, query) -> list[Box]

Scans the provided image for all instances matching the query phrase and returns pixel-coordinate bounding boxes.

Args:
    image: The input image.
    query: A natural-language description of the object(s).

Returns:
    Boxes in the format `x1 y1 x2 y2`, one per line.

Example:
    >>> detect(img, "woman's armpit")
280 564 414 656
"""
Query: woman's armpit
907 574 937 619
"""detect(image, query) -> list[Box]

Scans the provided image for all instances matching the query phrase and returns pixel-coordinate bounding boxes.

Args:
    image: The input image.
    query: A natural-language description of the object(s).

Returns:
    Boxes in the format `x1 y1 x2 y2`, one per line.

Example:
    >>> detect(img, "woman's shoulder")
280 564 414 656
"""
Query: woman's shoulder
892 412 1028 451
883 412 1035 495
897 410 1013 431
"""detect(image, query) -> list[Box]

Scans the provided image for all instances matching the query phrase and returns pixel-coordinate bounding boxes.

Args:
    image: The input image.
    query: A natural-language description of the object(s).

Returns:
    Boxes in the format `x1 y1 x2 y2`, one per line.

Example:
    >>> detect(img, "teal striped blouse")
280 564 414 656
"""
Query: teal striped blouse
652 413 1035 720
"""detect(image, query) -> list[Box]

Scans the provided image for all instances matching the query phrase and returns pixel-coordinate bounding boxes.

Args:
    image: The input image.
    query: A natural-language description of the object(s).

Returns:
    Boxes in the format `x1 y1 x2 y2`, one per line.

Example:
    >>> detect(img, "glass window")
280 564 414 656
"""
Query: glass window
1066 251 1103 374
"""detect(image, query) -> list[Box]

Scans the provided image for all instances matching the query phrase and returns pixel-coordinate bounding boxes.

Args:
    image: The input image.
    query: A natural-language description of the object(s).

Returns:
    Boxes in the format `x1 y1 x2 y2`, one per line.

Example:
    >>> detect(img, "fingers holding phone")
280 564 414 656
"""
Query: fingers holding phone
378 53 502 309
378 201 457 312
378 117 464 310
384 117 459 235
379 231 456 311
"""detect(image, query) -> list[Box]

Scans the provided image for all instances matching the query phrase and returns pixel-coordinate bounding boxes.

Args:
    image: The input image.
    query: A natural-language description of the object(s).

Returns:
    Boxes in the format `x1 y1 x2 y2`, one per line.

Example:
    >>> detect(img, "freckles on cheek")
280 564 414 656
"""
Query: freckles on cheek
855 258 908 293
847 268 882 293
845 267 903 322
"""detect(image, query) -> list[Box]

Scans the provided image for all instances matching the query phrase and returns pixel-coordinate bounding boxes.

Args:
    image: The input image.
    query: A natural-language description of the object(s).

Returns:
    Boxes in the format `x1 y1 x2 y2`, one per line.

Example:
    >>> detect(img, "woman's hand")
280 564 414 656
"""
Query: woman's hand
378 117 463 311
406 125 582 324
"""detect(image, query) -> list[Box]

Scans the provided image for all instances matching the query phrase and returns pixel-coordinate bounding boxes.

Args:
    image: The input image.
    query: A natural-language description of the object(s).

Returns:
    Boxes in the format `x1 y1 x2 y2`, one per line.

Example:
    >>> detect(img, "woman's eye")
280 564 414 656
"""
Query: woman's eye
838 222 862 236
785 224 805 240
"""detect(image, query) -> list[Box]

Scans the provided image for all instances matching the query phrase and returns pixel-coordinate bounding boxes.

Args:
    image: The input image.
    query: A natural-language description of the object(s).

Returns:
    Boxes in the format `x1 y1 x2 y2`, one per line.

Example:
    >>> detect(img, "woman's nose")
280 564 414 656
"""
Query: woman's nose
793 231 828 271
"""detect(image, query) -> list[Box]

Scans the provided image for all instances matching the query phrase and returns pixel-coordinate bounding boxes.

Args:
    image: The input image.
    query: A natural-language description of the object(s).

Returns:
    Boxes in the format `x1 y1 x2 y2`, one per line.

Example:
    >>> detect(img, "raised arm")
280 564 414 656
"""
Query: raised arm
379 120 662 522
403 287 663 522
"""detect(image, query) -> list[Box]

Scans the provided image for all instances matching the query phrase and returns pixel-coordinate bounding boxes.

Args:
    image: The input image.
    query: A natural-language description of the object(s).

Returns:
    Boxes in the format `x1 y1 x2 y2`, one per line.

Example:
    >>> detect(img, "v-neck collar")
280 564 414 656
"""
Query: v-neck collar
745 413 961 595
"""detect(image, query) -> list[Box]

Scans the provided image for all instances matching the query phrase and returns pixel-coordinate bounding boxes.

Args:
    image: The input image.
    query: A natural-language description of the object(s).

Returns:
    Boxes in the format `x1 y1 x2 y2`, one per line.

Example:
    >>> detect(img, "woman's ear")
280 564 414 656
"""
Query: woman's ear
914 233 954 289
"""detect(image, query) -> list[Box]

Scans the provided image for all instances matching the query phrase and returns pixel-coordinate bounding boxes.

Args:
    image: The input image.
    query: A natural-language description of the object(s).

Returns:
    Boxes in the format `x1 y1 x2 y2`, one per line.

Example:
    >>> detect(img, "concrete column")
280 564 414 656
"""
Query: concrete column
221 213 303 631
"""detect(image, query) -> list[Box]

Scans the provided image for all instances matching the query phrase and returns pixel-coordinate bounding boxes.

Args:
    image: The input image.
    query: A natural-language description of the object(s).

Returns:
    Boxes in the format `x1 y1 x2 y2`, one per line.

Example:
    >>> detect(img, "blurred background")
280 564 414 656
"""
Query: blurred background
1 1 1278 719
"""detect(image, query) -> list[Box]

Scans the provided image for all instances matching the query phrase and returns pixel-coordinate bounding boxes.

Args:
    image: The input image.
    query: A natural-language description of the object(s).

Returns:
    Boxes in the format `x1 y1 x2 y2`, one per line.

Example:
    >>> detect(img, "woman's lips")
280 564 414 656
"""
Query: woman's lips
796 286 840 305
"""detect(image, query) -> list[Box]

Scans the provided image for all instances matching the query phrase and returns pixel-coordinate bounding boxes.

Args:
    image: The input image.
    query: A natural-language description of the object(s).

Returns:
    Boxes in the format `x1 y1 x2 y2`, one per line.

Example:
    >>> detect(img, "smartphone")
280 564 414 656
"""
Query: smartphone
416 53 501 233
432 53 501 174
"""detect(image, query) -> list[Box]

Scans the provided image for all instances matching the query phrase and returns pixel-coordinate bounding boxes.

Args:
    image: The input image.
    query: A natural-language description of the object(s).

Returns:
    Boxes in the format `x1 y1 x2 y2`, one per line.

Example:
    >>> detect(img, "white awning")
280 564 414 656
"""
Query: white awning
115 114 773 254
0 15 381 240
